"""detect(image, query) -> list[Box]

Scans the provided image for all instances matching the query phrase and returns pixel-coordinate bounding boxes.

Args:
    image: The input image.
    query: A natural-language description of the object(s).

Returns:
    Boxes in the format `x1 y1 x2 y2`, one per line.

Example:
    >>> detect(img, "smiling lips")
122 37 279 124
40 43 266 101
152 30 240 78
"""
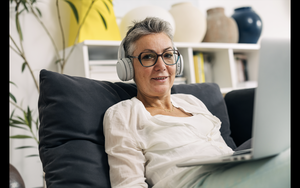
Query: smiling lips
152 76 168 80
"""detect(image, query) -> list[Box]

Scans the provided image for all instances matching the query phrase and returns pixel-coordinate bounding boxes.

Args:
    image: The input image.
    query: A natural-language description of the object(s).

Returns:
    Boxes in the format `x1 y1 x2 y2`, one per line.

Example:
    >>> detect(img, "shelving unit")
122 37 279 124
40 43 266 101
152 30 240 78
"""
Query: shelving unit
60 40 260 94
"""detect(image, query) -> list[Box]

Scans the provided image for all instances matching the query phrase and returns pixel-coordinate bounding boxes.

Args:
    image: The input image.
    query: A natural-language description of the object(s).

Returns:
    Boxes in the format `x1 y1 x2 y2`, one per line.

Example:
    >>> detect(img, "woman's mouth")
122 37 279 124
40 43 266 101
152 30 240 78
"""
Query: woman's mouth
152 76 168 81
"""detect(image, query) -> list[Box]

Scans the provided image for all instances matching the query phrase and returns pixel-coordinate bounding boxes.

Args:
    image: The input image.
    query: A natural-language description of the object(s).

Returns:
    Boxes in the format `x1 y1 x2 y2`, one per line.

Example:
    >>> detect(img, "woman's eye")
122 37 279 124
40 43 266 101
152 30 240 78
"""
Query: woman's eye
164 53 173 59
142 54 156 60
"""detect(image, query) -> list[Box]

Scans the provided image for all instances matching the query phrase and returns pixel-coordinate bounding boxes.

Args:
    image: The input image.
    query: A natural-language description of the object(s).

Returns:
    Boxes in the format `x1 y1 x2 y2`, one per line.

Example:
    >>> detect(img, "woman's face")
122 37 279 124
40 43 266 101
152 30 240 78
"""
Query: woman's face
132 33 176 98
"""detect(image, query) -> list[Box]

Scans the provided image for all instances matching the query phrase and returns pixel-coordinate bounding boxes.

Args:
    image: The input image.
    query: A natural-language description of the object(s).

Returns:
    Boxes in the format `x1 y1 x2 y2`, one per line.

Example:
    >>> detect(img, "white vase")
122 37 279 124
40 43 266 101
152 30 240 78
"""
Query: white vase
169 2 207 43
119 5 176 39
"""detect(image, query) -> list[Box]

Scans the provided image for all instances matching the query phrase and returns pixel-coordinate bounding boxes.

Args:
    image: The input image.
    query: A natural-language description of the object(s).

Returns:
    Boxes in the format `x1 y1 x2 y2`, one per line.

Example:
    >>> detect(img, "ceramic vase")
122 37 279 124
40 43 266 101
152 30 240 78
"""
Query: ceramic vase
203 7 238 43
231 7 263 43
169 2 206 43
119 5 175 39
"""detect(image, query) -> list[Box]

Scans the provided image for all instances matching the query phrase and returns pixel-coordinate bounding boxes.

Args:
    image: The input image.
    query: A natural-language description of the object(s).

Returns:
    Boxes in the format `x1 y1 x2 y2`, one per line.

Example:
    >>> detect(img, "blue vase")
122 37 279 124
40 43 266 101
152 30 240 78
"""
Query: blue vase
231 7 263 43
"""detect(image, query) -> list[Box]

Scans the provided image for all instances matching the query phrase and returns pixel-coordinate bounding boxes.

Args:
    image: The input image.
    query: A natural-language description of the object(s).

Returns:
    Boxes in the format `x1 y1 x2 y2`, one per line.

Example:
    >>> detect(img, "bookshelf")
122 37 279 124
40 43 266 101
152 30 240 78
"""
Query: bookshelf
59 40 260 94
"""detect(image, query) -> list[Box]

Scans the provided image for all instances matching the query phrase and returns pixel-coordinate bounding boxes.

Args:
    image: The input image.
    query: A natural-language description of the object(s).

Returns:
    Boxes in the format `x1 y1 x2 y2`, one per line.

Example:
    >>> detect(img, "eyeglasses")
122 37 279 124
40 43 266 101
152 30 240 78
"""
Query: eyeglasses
128 50 180 67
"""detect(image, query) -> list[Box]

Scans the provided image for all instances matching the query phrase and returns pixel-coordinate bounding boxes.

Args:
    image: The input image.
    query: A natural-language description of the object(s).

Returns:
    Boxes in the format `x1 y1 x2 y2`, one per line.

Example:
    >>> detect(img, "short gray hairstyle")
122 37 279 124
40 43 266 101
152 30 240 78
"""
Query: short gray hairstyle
123 17 174 57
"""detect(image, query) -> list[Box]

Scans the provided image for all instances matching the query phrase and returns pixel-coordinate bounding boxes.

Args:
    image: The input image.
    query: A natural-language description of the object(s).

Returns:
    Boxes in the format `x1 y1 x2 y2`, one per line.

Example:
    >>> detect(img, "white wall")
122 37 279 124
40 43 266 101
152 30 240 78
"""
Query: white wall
9 0 290 187
9 1 70 187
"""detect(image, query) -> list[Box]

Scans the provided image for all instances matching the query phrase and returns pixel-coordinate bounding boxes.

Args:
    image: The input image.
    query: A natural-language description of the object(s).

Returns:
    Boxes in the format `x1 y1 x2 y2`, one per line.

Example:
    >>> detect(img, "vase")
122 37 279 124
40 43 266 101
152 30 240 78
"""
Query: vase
67 0 121 46
231 7 263 43
119 5 175 39
203 7 238 43
169 2 206 43
9 164 25 188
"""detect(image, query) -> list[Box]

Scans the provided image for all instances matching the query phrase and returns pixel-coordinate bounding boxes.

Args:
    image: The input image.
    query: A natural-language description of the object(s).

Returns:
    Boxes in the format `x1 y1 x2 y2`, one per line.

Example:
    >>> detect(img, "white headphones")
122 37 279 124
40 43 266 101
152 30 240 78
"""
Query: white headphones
116 38 184 81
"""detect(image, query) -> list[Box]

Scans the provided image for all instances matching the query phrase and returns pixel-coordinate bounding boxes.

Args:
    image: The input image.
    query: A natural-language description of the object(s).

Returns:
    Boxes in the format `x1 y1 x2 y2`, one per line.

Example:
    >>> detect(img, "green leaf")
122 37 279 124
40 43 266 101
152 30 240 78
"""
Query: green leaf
10 81 17 87
10 118 26 125
25 154 39 158
64 0 79 24
10 109 15 119
10 93 17 103
21 2 29 13
55 59 63 64
106 0 113 6
21 62 26 72
23 111 29 127
9 124 28 131
16 116 27 124
102 0 110 14
35 117 39 131
26 106 32 129
31 0 37 5
15 12 23 41
35 7 42 17
15 146 36 150
10 135 32 139
97 10 107 30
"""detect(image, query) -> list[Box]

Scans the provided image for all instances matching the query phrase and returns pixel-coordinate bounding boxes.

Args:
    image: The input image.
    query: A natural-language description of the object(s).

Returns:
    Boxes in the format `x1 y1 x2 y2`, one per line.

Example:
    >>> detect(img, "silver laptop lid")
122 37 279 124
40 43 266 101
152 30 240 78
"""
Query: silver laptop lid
252 38 290 159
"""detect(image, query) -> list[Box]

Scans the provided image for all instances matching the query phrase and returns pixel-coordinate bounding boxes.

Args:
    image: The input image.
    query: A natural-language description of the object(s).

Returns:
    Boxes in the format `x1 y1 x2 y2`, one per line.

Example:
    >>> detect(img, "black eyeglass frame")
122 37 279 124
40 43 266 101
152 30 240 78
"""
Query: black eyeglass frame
127 50 181 67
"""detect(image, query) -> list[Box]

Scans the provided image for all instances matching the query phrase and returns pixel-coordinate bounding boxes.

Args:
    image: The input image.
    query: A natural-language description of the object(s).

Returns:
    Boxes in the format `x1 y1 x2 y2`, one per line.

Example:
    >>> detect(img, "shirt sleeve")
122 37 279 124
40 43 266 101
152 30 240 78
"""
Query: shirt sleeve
103 106 148 188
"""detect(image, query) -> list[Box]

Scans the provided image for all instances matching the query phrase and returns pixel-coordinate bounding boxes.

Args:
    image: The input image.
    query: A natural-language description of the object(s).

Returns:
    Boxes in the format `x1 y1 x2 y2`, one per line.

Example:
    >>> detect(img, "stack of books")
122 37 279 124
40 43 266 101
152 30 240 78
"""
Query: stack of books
234 53 249 83
193 52 213 83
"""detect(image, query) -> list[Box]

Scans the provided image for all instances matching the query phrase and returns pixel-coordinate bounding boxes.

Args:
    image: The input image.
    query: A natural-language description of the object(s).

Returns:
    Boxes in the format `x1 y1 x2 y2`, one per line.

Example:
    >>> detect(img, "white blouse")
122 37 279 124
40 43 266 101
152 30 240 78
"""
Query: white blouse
103 94 233 188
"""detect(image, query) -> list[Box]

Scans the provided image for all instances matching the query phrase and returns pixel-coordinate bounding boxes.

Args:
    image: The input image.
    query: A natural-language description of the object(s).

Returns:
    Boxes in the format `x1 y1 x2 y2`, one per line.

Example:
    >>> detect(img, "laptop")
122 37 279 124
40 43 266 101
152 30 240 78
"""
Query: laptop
177 37 290 167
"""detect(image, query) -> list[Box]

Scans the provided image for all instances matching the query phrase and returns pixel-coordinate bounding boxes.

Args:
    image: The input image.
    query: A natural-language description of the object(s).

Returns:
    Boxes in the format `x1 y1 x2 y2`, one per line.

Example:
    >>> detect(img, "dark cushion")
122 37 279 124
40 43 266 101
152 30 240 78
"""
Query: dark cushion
38 69 236 188
224 88 255 147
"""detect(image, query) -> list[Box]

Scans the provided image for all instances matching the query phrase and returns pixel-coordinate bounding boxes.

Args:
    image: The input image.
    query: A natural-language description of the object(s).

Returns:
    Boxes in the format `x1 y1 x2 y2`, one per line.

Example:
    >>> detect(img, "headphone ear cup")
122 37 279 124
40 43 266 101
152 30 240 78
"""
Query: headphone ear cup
116 58 134 81
176 55 184 76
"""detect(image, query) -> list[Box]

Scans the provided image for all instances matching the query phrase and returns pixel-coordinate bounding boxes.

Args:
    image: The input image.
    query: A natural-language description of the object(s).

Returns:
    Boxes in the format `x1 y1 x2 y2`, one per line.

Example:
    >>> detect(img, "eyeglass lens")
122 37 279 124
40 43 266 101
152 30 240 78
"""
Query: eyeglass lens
139 51 179 67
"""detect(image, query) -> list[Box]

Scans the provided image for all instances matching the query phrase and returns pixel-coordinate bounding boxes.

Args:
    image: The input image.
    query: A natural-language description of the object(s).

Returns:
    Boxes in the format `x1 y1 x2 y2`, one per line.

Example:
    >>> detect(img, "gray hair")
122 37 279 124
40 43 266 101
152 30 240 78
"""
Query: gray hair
123 17 174 57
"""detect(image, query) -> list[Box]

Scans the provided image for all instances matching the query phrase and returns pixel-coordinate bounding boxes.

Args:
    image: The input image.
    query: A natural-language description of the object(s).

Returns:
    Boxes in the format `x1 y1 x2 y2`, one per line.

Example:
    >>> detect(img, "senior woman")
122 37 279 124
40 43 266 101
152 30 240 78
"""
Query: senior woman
103 17 290 188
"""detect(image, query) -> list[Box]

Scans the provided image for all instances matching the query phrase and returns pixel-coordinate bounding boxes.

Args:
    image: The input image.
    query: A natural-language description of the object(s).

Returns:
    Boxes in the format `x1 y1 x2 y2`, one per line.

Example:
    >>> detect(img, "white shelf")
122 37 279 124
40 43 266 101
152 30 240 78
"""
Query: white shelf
175 42 260 51
82 40 260 50
83 40 121 46
60 40 260 94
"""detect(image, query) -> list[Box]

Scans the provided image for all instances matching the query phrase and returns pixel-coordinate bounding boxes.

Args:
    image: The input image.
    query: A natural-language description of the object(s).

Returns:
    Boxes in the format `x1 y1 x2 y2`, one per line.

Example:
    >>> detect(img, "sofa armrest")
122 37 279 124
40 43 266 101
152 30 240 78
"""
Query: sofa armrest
224 88 255 147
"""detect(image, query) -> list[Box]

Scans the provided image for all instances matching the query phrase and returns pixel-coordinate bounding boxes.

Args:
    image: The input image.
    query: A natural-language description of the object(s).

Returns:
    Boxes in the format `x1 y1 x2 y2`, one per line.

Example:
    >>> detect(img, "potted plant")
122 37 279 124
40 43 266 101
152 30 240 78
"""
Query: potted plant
9 0 114 186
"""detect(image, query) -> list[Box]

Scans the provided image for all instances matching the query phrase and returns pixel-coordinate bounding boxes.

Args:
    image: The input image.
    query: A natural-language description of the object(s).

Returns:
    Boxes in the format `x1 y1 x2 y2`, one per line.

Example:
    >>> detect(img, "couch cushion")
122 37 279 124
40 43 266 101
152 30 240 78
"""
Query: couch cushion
39 70 137 188
224 88 255 147
38 69 236 188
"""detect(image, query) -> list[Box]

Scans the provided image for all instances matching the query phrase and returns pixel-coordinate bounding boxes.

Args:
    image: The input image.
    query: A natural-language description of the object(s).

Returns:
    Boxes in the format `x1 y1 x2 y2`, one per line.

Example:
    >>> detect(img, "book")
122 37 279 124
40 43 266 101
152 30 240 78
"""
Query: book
193 52 214 83
234 53 248 83
193 52 205 83
203 53 213 83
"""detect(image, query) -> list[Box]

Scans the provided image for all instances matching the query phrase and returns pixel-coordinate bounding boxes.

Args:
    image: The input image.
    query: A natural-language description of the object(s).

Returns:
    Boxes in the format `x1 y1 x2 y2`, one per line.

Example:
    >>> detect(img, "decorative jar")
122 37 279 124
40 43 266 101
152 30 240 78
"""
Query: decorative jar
203 7 238 43
119 5 175 39
231 7 263 43
169 2 206 43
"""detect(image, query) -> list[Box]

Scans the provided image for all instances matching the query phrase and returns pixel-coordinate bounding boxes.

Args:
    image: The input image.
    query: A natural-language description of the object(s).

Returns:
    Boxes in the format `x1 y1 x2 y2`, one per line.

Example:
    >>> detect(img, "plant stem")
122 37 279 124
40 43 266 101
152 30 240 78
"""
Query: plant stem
56 0 65 71
10 45 22 56
10 35 40 92
9 35 22 54
29 5 60 59
62 0 96 73
29 127 39 145
10 100 25 113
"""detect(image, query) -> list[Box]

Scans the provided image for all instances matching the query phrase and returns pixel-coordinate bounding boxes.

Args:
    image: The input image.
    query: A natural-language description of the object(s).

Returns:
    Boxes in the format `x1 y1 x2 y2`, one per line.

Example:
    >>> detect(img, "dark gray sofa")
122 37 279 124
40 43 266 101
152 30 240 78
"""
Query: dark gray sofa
38 69 253 188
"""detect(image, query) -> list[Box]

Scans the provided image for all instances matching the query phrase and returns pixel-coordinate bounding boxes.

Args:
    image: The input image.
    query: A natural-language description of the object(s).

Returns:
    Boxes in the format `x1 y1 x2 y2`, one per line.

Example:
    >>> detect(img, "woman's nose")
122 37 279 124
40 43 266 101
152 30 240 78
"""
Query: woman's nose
154 56 166 71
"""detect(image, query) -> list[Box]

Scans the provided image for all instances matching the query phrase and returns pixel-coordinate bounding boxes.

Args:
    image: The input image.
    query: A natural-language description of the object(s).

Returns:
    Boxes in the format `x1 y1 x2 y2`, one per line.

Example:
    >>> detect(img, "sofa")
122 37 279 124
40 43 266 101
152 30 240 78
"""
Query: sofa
38 69 253 187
